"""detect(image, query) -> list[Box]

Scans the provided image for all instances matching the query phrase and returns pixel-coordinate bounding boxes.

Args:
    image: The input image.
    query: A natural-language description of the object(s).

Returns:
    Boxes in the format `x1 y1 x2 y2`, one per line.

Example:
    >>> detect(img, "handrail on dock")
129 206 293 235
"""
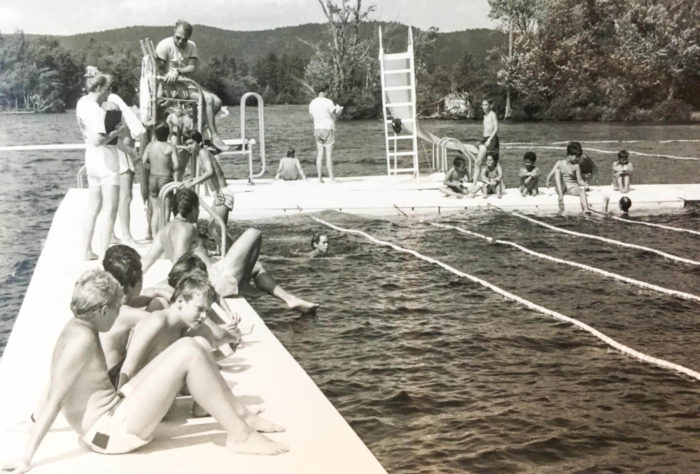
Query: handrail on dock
158 182 227 252
77 165 87 188
240 92 266 183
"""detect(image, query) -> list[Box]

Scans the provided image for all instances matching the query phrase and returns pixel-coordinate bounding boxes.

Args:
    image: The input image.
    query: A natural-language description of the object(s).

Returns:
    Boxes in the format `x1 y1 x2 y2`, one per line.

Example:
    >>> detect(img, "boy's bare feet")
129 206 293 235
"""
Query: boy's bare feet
287 297 319 315
225 430 288 455
84 250 98 260
244 413 285 433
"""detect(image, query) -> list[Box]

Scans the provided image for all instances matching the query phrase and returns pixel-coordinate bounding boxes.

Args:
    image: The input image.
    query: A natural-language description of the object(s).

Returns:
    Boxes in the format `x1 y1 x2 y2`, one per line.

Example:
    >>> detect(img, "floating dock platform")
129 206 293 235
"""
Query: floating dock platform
217 174 700 219
1 176 698 473
0 188 387 474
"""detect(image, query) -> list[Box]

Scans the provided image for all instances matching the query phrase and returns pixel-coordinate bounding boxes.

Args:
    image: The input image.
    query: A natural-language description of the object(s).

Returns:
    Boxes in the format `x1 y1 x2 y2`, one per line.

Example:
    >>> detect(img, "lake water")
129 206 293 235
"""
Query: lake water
1 106 700 472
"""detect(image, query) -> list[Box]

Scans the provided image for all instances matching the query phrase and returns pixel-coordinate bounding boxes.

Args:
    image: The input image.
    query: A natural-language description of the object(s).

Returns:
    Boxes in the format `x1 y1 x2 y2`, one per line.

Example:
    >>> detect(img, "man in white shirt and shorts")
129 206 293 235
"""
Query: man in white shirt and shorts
309 84 342 182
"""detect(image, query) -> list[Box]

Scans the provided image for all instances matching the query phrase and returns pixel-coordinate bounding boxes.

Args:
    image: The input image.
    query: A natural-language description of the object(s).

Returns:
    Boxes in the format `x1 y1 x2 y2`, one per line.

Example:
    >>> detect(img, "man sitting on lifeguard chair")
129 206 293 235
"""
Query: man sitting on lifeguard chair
155 20 228 150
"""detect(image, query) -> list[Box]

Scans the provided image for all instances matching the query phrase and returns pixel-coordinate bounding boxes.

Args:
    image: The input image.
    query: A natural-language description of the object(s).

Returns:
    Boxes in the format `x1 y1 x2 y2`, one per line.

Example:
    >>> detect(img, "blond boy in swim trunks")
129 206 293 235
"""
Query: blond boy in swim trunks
545 141 590 215
2 270 286 471
142 121 179 236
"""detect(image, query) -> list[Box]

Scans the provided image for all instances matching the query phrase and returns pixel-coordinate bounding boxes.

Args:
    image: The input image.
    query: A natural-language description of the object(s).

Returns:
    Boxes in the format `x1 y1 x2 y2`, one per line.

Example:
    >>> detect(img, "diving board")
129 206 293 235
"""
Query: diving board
0 188 386 474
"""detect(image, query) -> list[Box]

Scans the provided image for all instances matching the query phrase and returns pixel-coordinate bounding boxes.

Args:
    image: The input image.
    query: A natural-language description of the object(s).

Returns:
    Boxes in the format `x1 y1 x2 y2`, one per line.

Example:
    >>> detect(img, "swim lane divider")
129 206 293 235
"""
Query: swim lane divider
503 210 700 266
431 222 700 304
591 211 700 236
502 145 700 161
309 215 700 381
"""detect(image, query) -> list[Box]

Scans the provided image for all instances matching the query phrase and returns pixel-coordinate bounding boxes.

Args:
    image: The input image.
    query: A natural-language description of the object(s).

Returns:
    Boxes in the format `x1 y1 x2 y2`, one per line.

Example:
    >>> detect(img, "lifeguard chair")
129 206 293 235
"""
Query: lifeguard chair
138 38 266 184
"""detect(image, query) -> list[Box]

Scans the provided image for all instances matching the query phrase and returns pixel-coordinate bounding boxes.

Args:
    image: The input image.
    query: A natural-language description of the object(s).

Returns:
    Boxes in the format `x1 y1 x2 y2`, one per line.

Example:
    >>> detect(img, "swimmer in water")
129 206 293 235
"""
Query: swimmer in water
309 232 329 258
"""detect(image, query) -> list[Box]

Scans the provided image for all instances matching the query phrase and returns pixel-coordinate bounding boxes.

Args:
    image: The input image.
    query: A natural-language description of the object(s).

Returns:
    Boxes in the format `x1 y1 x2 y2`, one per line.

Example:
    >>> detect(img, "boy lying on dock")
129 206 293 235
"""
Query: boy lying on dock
2 270 286 473
141 187 318 314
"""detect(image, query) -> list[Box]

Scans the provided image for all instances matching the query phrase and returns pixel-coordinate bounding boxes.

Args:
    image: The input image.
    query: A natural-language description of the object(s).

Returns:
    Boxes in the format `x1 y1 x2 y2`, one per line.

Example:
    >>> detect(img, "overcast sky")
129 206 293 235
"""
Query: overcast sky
0 0 497 36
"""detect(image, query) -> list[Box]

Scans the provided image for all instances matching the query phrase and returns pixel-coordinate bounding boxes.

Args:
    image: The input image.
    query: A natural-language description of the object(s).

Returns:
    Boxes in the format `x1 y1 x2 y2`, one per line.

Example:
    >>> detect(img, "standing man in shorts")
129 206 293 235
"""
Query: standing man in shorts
309 84 343 182
76 71 124 260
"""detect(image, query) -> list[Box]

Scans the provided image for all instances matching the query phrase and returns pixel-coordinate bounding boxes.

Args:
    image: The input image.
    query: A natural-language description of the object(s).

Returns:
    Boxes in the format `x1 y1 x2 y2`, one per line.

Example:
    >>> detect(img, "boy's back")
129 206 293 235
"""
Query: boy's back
145 141 178 177
278 157 302 180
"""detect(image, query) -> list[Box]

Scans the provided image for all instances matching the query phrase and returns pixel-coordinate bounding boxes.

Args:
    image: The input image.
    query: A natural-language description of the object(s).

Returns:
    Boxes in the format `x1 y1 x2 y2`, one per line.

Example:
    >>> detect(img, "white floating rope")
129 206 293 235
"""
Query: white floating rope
310 215 700 381
431 222 700 304
0 143 86 151
502 144 700 161
593 212 700 236
506 211 700 266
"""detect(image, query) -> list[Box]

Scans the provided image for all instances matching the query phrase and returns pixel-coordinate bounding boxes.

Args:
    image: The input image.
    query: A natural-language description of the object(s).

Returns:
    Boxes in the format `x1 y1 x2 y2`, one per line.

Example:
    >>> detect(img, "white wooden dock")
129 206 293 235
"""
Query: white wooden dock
218 174 700 219
0 188 387 474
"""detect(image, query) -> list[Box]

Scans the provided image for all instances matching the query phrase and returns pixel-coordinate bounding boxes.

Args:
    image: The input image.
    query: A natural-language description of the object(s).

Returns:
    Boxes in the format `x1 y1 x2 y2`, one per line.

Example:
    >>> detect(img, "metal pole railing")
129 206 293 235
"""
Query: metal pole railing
240 92 266 183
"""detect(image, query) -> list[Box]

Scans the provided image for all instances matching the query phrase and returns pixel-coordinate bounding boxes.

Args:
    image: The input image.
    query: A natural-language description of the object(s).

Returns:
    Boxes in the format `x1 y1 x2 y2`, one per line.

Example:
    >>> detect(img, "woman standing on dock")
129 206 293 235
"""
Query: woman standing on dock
76 70 123 260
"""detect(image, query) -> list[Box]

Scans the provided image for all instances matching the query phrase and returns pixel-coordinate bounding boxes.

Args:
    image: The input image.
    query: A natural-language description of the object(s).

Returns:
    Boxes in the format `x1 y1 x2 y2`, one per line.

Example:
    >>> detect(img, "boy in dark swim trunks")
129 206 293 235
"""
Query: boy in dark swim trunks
478 152 504 199
439 156 471 198
143 121 179 236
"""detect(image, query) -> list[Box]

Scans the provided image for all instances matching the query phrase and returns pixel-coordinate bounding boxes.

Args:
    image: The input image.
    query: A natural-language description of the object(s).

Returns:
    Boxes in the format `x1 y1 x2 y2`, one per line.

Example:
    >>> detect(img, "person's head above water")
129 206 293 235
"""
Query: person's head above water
619 196 632 213
311 232 329 254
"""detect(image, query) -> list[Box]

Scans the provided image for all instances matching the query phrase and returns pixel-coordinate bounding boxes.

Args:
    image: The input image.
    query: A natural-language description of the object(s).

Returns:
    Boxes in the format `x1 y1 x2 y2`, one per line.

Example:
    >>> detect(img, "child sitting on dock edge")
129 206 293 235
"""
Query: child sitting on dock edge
439 155 470 198
2 269 286 472
518 151 540 197
275 147 306 181
545 141 590 215
478 152 504 199
612 149 633 193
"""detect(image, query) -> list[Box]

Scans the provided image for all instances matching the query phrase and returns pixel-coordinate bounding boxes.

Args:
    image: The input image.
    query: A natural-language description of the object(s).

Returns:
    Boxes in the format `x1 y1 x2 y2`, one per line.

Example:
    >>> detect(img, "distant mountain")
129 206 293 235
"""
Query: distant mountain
48 22 504 67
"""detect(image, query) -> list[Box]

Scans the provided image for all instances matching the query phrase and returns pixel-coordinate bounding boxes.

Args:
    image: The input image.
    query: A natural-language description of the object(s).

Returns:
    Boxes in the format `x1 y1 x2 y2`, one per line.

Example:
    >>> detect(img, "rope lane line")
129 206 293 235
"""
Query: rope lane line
309 215 700 381
600 213 700 236
506 211 700 266
502 145 700 161
431 222 700 304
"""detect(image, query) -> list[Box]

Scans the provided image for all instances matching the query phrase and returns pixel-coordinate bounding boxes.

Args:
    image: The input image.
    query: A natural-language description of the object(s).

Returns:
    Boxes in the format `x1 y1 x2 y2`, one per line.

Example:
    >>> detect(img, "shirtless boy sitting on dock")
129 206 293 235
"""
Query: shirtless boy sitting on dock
545 141 590 215
117 274 240 389
101 244 174 384
2 270 286 472
143 121 179 235
141 187 318 314
439 156 471 198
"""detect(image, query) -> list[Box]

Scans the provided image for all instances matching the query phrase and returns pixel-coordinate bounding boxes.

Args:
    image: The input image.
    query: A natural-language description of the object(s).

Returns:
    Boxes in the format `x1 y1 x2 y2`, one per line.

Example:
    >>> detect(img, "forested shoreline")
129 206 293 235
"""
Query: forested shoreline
1 0 697 121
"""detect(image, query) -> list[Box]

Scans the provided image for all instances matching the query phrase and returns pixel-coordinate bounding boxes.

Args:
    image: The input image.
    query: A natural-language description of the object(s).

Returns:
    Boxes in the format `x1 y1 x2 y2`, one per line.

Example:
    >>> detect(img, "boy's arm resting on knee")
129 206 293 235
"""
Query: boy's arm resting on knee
10 332 93 470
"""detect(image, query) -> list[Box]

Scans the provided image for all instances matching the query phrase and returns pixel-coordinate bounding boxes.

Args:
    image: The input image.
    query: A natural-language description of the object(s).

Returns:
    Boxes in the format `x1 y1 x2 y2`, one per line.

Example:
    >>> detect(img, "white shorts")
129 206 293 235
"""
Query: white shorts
86 144 119 187
118 149 136 174
82 387 152 454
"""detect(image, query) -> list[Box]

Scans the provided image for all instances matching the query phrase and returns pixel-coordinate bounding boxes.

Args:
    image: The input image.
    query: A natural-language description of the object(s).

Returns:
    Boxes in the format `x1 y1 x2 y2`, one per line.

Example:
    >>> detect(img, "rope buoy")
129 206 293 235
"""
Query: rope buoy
506 211 700 266
310 215 700 381
431 222 700 303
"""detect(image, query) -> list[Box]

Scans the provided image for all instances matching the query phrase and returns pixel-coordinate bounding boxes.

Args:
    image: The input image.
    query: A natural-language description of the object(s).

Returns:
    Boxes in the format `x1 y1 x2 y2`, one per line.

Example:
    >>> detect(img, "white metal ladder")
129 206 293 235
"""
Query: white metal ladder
379 27 419 178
